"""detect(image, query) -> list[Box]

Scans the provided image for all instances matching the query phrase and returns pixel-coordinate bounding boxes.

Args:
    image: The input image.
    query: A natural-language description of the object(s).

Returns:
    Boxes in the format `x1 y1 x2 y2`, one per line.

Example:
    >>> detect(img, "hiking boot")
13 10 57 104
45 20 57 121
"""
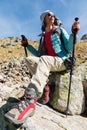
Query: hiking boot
41 84 50 104
5 87 37 125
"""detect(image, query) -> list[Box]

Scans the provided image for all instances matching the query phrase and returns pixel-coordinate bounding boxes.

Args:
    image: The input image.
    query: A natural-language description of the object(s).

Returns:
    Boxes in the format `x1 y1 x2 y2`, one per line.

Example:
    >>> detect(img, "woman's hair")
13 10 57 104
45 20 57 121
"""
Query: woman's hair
41 20 46 32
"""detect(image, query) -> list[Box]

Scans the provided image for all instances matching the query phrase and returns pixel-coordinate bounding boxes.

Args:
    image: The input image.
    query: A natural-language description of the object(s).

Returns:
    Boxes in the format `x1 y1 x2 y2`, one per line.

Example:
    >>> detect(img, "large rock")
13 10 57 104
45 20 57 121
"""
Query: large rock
81 34 87 40
49 62 87 115
1 101 87 130
0 59 87 129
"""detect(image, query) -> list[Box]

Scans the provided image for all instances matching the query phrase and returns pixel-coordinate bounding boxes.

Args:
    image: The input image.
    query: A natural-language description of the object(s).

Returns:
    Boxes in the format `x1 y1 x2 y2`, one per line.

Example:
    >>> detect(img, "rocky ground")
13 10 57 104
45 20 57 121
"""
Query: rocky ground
0 37 87 130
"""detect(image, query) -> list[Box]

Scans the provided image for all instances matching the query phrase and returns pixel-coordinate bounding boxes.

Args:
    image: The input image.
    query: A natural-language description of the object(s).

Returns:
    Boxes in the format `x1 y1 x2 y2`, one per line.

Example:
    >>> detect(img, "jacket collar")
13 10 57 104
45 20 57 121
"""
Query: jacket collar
38 25 59 37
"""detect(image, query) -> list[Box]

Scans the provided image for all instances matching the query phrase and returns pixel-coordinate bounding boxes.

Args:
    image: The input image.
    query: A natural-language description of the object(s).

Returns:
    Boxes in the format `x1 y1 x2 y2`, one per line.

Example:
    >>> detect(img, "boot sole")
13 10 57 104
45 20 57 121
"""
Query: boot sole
5 108 35 125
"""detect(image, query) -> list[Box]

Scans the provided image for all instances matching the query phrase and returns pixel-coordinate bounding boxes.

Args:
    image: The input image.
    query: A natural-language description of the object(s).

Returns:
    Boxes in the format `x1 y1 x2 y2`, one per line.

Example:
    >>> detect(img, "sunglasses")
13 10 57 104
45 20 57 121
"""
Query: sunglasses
47 13 55 17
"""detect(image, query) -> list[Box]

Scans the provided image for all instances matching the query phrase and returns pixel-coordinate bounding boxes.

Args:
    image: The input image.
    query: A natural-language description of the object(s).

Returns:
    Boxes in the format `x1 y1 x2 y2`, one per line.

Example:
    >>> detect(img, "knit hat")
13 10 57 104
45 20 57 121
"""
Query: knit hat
40 10 54 24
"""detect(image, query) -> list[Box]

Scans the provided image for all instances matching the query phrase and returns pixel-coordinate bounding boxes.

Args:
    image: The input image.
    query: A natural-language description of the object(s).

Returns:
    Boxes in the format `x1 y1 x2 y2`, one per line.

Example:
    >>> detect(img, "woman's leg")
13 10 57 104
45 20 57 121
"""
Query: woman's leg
30 56 66 94
25 56 39 75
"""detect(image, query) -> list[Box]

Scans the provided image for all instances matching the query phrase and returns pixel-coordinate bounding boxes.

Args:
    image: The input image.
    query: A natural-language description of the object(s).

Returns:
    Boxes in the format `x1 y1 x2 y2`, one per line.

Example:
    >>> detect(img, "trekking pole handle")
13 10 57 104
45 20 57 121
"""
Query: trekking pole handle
21 35 28 57
73 17 79 34
75 17 79 21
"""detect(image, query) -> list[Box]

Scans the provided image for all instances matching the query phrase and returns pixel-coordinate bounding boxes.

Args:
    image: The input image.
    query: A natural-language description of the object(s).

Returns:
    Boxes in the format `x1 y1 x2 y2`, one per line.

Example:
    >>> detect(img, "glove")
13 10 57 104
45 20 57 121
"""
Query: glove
64 57 76 70
21 35 29 47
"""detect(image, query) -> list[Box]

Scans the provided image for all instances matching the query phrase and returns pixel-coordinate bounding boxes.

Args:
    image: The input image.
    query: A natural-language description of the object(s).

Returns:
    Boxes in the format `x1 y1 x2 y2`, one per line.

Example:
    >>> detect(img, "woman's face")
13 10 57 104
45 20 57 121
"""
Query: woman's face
44 13 55 26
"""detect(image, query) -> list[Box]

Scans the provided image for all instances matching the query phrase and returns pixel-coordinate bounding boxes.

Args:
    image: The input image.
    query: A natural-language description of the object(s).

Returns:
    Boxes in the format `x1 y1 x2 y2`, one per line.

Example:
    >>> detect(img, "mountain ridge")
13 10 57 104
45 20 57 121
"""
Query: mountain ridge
0 36 87 65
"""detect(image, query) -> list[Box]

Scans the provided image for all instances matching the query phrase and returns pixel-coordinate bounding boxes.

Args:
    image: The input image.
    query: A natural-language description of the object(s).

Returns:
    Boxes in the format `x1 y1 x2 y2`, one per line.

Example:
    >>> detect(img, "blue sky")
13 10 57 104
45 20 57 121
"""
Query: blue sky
0 0 87 40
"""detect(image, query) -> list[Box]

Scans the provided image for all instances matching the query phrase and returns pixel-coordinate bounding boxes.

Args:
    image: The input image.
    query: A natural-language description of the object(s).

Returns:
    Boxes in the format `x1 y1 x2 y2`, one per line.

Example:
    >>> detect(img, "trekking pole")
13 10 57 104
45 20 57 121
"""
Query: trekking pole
21 35 28 57
66 17 79 117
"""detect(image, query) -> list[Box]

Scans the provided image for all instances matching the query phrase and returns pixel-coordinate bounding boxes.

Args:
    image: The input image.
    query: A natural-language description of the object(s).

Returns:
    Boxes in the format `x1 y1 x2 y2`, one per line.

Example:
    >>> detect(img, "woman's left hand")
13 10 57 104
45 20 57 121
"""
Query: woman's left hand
72 20 80 34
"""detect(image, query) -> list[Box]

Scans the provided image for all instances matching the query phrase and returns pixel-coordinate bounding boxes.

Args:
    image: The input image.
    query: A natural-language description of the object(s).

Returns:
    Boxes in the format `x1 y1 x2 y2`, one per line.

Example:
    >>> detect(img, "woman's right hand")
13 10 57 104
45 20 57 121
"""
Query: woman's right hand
21 35 29 47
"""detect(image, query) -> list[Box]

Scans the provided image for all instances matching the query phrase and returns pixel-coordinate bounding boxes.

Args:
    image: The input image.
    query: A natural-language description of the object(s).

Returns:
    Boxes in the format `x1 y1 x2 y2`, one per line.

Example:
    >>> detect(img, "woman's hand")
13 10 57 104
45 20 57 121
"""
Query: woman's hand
21 35 29 47
72 19 80 34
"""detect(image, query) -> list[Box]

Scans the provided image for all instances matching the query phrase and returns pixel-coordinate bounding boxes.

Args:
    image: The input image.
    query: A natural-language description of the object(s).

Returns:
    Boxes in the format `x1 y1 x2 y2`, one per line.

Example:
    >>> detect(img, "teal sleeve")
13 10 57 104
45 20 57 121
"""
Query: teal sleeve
61 27 77 51
68 34 78 50
27 45 38 56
